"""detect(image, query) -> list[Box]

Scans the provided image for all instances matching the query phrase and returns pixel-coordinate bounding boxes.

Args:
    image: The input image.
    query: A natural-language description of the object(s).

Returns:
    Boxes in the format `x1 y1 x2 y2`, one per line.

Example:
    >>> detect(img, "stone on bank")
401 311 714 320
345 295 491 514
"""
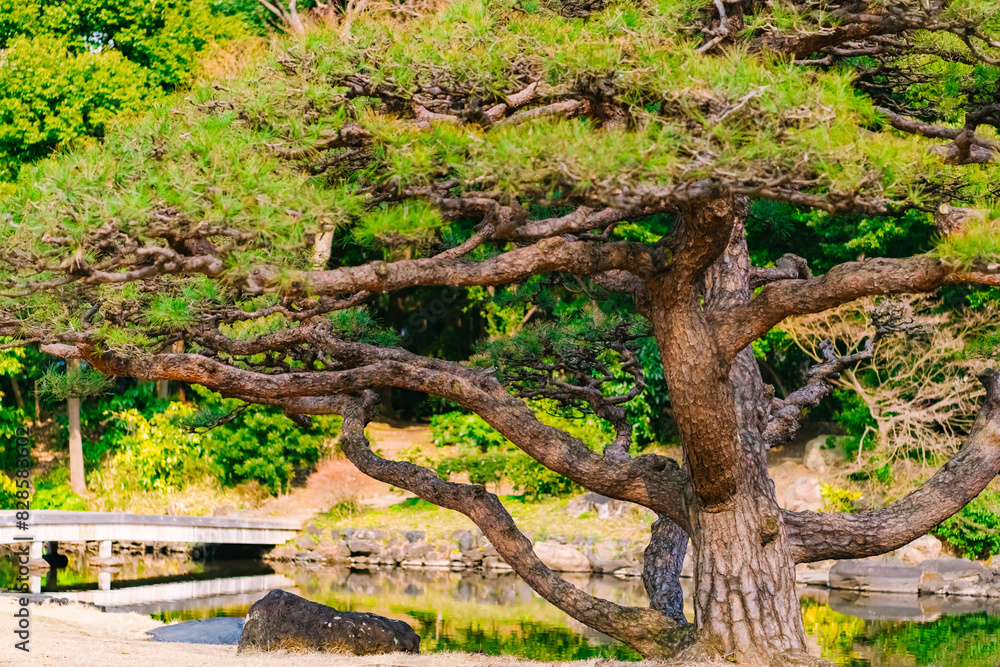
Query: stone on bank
238 589 420 655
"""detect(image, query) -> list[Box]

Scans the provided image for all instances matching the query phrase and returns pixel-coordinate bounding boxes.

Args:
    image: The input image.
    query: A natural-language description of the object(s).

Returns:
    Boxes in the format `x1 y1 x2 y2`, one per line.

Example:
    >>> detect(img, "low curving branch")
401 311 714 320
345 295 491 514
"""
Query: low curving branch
785 370 1000 563
334 392 694 658
72 341 692 530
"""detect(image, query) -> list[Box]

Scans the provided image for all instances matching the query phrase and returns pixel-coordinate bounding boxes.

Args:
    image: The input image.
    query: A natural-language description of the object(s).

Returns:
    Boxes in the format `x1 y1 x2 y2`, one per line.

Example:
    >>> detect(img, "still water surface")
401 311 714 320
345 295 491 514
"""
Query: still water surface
7 554 1000 666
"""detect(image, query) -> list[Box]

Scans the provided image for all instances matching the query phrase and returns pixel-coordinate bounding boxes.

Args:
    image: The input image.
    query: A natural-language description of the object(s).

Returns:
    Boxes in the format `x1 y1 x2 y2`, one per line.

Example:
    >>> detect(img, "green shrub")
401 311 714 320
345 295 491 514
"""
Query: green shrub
197 390 341 495
0 473 18 510
431 410 612 498
109 403 209 492
321 498 363 522
934 490 1000 560
820 483 860 513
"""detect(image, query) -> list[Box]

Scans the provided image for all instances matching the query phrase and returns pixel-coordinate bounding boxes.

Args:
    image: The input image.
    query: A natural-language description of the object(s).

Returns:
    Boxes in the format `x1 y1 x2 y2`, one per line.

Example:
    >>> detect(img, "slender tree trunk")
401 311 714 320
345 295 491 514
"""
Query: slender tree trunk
67 359 86 495
643 515 689 624
158 341 186 399
9 377 24 411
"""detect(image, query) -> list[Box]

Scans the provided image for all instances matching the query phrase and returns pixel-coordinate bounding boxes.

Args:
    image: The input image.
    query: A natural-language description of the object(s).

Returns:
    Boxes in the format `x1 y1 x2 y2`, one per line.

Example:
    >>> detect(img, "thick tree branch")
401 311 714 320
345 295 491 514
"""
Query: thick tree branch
242 237 664 297
74 342 692 529
711 256 1000 363
785 370 1000 563
877 106 1000 165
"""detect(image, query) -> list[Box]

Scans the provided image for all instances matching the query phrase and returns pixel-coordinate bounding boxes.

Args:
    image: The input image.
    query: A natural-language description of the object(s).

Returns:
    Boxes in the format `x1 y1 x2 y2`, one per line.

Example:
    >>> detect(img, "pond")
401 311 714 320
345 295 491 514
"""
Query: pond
5 554 1000 666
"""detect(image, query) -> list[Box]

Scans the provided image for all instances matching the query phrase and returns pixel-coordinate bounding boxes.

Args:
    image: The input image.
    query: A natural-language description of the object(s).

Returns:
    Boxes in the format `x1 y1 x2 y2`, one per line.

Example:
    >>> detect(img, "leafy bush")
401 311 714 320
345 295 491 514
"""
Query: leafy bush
431 409 612 498
196 389 341 495
109 403 210 492
0 473 18 510
0 0 248 179
820 483 861 513
321 498 363 522
934 489 1000 560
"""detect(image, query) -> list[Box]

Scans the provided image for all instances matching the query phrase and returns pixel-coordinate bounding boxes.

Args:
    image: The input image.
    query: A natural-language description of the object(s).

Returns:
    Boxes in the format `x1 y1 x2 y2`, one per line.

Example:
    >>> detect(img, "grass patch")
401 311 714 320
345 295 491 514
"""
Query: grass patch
316 493 656 541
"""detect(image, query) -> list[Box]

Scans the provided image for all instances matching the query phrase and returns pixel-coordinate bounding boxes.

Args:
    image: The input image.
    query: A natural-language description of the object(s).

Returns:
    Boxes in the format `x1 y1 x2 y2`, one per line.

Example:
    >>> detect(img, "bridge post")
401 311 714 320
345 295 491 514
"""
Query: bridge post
99 540 112 560
98 570 112 591
29 540 42 560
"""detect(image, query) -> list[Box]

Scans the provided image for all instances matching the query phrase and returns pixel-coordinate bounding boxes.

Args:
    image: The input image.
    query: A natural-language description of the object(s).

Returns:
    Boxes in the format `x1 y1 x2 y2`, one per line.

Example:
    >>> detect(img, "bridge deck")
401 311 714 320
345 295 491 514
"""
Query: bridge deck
0 510 300 546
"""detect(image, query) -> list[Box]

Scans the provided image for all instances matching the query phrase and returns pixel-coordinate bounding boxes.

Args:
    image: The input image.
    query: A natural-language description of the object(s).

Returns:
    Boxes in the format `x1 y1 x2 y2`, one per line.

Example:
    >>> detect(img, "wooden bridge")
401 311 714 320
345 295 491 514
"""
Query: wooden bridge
1 510 300 582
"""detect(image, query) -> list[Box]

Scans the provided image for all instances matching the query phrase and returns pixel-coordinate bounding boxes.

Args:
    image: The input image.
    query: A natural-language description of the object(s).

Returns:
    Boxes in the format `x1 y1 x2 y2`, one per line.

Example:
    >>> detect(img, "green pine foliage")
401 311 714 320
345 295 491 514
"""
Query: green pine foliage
37 363 114 401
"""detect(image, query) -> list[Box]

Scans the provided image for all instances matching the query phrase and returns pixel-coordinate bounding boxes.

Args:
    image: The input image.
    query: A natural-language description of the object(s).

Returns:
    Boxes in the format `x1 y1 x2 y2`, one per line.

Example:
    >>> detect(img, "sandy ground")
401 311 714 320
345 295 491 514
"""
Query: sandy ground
0 597 715 667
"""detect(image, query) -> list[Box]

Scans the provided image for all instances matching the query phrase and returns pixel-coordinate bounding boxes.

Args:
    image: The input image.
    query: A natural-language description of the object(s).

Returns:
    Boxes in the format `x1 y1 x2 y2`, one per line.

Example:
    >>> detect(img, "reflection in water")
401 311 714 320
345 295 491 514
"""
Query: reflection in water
5 555 1000 665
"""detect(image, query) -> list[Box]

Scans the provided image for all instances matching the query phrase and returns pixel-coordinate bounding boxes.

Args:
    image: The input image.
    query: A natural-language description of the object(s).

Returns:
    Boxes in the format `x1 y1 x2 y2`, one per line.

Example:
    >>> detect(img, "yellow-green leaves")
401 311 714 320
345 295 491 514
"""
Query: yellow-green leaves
935 211 1000 269
355 201 445 248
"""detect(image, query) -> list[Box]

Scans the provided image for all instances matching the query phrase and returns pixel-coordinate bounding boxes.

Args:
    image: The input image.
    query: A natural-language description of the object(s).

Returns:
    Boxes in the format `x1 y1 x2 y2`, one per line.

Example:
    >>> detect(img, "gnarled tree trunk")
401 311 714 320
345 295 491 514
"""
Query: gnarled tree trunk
643 198 807 663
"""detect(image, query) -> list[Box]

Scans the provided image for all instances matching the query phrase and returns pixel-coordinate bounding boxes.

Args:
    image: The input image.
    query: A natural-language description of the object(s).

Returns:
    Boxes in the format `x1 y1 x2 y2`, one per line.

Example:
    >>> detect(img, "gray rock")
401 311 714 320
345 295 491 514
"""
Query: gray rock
238 590 419 655
316 542 351 562
829 560 922 594
563 492 627 519
483 556 513 571
356 529 386 541
919 558 989 596
586 539 630 574
347 538 378 556
453 530 475 551
534 542 591 572
148 617 245 645
294 535 316 550
900 535 943 565
460 549 483 563
782 476 823 512
803 434 844 473
405 542 433 560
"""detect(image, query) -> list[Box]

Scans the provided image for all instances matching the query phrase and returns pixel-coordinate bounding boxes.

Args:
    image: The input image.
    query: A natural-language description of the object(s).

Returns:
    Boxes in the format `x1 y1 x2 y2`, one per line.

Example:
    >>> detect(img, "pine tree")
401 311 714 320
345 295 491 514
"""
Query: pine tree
2 1 1000 662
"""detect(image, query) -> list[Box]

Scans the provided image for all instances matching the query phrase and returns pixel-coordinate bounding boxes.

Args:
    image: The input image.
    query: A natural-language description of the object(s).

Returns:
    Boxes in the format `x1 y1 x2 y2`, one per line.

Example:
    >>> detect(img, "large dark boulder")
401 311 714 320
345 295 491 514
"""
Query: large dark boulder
238 590 420 655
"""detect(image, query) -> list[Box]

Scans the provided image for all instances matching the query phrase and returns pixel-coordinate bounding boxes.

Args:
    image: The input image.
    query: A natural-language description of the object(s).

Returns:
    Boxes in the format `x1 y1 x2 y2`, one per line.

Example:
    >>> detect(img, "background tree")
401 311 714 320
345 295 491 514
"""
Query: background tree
0 0 247 181
2 0 1000 664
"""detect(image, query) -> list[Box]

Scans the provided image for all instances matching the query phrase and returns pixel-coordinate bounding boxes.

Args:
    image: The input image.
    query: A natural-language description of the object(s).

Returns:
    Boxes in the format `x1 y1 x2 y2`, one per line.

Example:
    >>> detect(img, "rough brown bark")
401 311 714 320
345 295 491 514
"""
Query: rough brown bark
643 516 688 624
648 199 805 663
